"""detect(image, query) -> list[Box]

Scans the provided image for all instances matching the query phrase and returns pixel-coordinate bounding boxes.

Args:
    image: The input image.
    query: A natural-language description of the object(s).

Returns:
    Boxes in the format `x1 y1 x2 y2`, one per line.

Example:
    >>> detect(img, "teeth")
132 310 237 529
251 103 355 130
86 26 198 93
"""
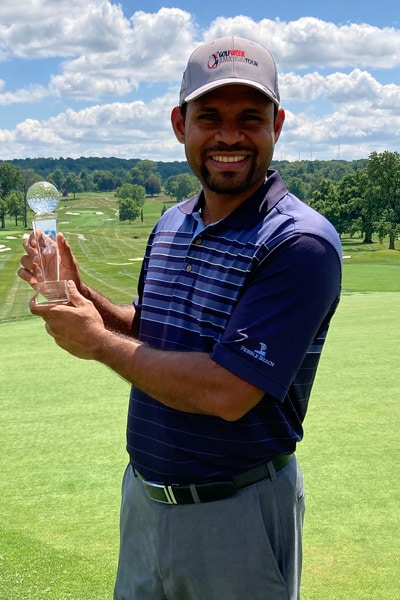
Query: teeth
212 155 246 163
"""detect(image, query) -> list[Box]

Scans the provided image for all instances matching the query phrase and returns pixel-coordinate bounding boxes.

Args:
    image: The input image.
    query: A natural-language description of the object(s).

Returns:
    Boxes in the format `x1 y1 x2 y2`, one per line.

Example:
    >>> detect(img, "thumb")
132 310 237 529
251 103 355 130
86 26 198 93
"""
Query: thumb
57 233 74 264
57 233 83 288
66 280 84 306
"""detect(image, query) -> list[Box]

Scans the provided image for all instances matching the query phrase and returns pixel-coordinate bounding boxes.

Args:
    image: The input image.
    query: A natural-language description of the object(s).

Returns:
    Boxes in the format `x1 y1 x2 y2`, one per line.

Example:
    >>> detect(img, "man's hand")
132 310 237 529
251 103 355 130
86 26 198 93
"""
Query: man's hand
19 232 84 292
30 281 107 361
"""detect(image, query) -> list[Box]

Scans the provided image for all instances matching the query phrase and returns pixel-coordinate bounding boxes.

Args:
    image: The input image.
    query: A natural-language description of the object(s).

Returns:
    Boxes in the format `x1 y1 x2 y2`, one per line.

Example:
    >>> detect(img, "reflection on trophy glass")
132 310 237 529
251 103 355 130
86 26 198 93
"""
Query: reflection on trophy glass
27 181 69 305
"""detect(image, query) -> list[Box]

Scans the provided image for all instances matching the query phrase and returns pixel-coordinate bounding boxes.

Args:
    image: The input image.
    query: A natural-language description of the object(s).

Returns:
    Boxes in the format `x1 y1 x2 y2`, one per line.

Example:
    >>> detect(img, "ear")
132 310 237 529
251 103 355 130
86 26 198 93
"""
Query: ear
274 108 285 143
171 106 185 144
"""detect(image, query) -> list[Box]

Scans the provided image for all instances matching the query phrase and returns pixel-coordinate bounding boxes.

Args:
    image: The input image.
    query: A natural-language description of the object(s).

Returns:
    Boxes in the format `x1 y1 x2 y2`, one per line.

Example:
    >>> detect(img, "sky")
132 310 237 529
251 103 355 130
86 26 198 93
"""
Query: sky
0 0 399 163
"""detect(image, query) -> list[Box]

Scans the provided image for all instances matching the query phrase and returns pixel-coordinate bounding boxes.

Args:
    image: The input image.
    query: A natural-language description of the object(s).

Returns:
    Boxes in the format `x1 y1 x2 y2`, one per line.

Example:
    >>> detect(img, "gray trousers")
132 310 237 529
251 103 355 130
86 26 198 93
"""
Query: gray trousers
114 456 305 600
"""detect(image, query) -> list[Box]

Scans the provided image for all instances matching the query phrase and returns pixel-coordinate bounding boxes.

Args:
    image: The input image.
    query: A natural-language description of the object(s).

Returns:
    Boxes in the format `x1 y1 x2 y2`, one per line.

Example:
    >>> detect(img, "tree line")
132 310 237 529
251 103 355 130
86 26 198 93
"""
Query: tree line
307 151 400 249
0 158 199 228
1 153 399 247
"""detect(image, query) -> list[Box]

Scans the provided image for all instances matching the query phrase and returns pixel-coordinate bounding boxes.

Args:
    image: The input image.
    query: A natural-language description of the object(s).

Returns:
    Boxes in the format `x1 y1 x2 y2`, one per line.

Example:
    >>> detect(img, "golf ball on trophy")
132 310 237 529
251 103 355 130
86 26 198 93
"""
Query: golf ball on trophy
27 181 59 216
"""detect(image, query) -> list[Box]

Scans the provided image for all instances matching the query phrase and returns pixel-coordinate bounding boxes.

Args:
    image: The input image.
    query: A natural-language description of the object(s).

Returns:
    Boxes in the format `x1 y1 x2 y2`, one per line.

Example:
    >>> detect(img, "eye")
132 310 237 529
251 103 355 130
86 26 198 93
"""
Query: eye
241 113 263 122
198 112 220 121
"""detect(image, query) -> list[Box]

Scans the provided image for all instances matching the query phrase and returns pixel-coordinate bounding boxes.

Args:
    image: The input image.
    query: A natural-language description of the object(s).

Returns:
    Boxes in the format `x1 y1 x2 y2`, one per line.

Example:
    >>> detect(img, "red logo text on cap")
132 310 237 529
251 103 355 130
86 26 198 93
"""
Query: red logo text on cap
207 48 258 70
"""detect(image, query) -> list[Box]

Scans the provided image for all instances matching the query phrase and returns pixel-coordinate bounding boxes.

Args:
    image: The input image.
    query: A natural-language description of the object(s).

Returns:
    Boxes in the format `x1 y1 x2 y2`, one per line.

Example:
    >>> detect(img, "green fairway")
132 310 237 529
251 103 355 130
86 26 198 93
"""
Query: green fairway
0 193 173 321
297 292 399 600
1 192 399 598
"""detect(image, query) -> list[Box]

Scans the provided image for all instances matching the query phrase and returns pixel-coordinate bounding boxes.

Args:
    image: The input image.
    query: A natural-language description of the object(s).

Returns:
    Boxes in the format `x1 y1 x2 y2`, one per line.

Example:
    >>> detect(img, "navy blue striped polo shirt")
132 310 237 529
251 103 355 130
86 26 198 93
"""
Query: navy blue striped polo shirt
127 171 342 484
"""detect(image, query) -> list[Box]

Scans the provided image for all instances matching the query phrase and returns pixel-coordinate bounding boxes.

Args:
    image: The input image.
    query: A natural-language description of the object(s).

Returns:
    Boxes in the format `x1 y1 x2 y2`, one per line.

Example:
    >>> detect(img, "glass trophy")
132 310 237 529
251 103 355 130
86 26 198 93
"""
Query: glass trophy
26 181 69 305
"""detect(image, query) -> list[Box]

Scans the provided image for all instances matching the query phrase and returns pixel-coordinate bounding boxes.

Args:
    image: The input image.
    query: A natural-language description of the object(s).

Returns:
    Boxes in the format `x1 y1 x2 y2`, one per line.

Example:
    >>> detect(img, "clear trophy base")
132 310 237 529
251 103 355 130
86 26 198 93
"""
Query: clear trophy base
34 280 70 305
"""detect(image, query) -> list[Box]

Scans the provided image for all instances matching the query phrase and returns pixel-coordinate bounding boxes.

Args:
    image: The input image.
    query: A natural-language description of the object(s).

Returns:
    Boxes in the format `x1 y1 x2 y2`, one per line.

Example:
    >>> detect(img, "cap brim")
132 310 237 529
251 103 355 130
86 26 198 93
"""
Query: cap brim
182 78 279 106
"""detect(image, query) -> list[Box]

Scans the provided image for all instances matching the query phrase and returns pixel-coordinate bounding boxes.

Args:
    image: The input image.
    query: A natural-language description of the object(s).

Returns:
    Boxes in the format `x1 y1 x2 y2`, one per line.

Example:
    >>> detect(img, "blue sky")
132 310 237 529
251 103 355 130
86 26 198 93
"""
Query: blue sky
0 0 399 162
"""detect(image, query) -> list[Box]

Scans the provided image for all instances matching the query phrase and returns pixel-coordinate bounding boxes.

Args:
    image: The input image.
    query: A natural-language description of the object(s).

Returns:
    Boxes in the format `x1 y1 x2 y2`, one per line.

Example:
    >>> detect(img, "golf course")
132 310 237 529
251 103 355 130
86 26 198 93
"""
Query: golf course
1 192 399 599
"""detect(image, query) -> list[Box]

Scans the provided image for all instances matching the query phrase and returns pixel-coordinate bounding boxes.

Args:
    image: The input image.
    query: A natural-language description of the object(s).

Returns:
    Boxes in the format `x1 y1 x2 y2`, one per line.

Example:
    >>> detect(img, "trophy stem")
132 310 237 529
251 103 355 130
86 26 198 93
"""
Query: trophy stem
32 215 69 305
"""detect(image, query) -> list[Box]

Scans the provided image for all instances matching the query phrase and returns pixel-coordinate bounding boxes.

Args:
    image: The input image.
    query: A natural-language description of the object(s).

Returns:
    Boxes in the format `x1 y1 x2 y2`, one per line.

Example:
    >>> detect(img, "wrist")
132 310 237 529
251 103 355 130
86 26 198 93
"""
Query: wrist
79 281 92 300
91 327 116 363
93 329 139 375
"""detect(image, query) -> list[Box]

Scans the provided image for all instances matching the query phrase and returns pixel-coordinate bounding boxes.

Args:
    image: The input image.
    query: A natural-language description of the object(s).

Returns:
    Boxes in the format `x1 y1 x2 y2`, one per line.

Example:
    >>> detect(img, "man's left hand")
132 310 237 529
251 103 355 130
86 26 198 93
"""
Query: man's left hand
30 280 106 360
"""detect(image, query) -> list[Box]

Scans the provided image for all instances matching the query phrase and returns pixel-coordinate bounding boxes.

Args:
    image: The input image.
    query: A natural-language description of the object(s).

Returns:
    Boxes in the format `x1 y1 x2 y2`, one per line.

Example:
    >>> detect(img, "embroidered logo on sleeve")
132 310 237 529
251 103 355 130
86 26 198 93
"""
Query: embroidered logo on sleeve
240 342 275 367
234 329 275 367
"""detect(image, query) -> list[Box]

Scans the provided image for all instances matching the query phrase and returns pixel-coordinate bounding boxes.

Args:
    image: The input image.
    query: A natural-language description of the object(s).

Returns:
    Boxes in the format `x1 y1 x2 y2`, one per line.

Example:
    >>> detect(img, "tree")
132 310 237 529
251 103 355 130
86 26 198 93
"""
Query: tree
367 151 400 249
130 160 159 186
115 183 146 206
49 168 65 190
337 169 371 239
164 173 200 202
92 170 120 191
144 175 162 197
7 190 25 226
0 197 8 229
118 197 141 223
309 179 346 236
0 163 22 228
79 170 94 192
117 184 146 223
20 168 41 227
115 183 137 200
285 176 308 202
63 173 84 199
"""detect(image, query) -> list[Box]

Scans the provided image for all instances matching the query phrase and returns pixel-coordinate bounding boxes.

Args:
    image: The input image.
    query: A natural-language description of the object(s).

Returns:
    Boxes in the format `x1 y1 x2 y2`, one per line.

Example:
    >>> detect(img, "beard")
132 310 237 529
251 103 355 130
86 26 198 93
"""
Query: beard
199 162 258 196
196 143 268 196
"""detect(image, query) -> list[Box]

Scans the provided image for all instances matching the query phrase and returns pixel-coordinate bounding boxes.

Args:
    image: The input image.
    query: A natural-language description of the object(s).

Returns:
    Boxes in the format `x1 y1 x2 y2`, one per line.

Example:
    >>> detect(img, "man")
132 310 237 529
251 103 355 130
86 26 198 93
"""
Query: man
19 36 342 600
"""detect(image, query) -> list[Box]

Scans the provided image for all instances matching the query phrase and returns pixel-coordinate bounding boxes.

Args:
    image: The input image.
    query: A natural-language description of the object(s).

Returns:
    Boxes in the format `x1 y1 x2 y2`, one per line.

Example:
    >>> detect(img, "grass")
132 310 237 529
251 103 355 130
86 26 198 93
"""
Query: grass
0 193 173 321
297 292 399 599
0 318 128 599
1 192 399 598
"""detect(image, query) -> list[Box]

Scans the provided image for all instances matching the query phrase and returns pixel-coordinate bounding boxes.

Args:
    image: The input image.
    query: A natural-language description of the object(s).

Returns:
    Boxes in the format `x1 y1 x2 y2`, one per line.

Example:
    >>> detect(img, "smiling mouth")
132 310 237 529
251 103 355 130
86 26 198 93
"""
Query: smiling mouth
211 155 247 163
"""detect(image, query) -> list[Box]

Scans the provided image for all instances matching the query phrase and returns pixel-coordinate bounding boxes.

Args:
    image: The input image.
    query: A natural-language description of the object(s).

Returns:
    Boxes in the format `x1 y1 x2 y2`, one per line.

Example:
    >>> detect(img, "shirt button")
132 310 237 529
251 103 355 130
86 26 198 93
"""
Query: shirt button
185 264 192 272
195 237 202 245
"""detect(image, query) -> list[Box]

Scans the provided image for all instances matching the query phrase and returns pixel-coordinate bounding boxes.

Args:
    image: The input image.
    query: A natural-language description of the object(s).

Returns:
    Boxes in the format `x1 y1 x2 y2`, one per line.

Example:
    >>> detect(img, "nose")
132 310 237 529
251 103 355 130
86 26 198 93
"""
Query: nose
214 120 244 145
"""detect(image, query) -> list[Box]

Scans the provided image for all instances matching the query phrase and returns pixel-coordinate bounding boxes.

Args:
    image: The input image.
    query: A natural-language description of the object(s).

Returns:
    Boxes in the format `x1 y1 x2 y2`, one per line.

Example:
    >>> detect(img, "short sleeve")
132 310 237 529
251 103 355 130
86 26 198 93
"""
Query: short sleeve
211 234 341 401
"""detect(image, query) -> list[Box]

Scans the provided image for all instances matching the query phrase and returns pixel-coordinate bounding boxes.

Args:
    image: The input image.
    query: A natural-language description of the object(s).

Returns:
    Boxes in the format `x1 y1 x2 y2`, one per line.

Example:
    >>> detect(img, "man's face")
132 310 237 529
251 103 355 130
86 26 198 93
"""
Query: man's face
172 84 284 201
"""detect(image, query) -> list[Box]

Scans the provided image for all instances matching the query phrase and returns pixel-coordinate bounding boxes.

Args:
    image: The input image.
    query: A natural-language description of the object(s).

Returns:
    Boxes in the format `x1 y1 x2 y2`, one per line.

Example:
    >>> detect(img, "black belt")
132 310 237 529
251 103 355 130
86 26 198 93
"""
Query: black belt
135 454 292 505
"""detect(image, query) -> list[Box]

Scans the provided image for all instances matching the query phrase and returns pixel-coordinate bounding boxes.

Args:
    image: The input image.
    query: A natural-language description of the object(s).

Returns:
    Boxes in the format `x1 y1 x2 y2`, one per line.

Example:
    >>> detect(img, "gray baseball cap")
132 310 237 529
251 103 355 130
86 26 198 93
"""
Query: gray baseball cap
179 36 280 107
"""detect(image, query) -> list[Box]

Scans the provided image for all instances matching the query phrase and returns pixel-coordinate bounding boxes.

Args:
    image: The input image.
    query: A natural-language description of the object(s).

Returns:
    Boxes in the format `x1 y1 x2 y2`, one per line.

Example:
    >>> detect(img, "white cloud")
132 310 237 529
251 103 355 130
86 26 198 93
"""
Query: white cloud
1 3 196 100
0 92 183 160
0 84 48 105
0 0 128 59
206 15 400 69
0 3 399 160
279 69 400 108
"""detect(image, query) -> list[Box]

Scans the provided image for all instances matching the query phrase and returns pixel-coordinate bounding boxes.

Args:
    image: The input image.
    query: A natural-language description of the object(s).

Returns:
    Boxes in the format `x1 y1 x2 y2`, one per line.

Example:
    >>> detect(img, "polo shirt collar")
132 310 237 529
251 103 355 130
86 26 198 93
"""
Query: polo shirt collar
179 170 288 229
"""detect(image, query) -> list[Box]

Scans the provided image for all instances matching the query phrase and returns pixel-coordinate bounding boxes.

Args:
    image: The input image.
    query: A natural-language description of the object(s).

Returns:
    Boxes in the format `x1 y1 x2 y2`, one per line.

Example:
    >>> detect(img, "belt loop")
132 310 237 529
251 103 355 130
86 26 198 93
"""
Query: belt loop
266 460 278 481
189 484 202 504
